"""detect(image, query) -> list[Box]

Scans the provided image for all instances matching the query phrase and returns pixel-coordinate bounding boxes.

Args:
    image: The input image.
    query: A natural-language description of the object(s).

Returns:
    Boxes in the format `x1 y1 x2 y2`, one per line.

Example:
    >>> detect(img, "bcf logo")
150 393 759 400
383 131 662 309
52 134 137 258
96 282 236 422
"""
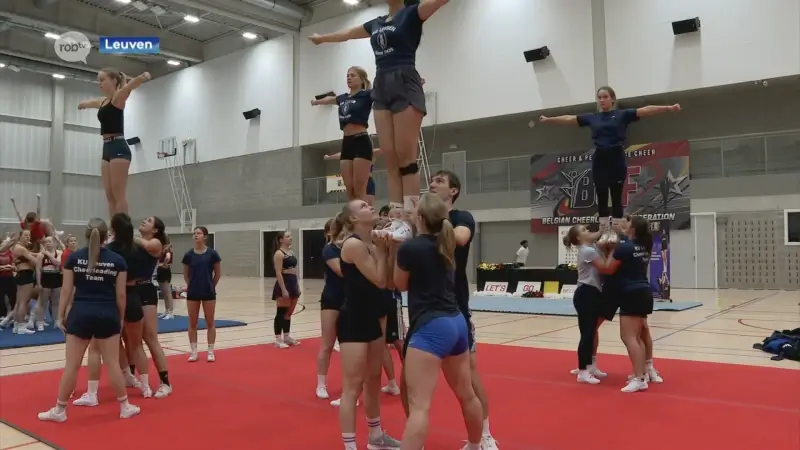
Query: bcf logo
54 31 91 63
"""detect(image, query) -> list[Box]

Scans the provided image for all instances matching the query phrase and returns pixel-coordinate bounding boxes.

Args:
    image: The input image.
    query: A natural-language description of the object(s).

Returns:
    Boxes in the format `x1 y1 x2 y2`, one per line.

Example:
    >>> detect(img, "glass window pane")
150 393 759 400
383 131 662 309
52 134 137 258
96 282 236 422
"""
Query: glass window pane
689 140 723 179
302 178 319 205
479 160 509 193
508 157 530 191
766 133 800 174
722 137 765 177
465 161 481 194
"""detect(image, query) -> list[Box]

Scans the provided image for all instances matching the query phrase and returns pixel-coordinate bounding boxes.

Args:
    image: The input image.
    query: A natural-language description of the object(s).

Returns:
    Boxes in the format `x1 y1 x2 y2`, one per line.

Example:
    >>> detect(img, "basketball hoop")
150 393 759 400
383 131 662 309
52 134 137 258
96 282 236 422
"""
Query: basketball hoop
157 151 166 159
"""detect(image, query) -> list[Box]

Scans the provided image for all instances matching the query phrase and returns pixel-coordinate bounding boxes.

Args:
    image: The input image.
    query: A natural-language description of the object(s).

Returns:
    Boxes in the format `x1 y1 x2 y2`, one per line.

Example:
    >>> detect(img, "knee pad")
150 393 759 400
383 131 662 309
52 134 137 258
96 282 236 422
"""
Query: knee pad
398 163 419 176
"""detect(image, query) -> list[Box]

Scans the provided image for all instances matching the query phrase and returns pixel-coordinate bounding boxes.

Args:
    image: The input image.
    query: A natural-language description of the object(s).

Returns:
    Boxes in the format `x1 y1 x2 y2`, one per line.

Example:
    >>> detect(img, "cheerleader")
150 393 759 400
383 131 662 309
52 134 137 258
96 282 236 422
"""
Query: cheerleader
317 216 345 399
183 226 222 362
271 230 300 348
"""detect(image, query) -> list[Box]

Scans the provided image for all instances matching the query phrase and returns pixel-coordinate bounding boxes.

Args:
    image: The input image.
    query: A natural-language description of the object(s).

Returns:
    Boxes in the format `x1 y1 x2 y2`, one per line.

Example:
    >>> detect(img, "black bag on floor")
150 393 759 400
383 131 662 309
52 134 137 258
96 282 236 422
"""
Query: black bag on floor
753 328 800 361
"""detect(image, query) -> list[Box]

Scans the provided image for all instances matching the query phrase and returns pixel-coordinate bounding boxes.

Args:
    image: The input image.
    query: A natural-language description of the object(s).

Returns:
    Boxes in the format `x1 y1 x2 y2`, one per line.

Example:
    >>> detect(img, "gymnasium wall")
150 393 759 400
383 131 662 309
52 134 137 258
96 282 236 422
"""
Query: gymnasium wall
0 70 106 229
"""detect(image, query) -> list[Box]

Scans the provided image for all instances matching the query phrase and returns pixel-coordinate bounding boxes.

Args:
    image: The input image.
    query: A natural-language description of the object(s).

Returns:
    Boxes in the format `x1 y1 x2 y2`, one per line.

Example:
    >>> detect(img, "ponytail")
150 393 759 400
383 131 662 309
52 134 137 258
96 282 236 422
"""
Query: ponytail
437 219 456 269
563 224 581 249
362 78 372 90
562 234 572 249
88 228 101 271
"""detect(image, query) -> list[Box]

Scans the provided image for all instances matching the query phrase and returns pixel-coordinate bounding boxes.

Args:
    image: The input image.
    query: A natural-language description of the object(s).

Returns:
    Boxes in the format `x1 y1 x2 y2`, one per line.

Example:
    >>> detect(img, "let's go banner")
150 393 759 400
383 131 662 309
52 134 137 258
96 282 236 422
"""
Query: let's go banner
529 141 691 233
99 37 160 55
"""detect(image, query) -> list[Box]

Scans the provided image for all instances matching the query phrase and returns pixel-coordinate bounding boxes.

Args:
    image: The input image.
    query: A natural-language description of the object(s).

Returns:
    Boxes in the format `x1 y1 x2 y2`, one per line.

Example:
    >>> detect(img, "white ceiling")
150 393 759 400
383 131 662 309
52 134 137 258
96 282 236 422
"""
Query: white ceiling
0 0 375 82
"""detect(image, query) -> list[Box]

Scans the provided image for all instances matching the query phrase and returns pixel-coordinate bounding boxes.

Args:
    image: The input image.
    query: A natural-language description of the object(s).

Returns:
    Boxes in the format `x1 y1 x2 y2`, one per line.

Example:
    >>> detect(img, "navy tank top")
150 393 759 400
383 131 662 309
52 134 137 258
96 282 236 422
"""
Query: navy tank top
97 100 124 135
340 235 382 317
279 249 297 271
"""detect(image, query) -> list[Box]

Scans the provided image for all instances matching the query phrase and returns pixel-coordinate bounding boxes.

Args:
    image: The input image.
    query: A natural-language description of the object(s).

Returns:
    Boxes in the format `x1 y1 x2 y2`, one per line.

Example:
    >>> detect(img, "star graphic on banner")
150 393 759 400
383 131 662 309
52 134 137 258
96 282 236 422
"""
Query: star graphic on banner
535 184 556 200
665 170 688 195
634 169 654 191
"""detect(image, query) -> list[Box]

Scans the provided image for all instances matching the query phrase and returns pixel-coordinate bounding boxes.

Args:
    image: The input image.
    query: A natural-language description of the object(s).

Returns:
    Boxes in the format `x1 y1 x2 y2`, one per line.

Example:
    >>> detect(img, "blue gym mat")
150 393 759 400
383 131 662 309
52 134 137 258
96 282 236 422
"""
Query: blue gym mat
400 294 702 316
0 315 247 350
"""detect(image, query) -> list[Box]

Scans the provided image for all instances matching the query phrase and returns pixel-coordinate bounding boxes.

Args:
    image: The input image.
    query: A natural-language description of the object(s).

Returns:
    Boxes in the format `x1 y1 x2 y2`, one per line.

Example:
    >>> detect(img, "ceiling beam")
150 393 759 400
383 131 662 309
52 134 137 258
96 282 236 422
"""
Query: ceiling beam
162 0 300 35
2 0 203 62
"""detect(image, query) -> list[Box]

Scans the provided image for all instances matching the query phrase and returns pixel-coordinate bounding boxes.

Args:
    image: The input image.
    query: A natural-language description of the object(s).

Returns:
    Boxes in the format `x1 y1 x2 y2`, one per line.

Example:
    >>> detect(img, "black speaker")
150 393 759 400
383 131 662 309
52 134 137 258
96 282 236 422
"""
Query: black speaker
242 108 261 120
672 17 700 35
315 91 335 100
125 136 140 145
524 46 550 63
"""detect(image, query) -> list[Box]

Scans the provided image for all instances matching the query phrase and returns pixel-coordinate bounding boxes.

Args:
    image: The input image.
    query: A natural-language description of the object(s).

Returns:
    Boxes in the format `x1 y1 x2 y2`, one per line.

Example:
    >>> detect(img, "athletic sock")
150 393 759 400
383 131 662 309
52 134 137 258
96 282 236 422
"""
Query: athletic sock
55 400 67 413
482 417 491 436
190 342 198 353
88 380 99 395
317 374 326 387
366 416 382 439
158 371 170 386
342 432 357 450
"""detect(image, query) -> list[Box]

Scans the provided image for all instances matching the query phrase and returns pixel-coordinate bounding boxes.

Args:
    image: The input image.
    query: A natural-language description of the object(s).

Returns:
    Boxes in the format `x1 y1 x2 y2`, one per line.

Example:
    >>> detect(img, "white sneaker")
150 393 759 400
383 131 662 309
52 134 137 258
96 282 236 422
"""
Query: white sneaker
55 230 66 239
72 393 98 406
275 339 289 349
284 336 300 346
36 321 45 332
316 385 329 399
38 407 67 422
647 367 663 383
576 370 601 385
570 365 607 378
140 384 153 398
330 397 360 407
13 324 34 335
120 402 140 419
621 377 648 393
153 384 172 399
381 384 400 395
162 312 174 320
481 435 500 450
125 373 141 389
389 219 412 242
207 351 215 362
333 340 340 352
188 352 198 362
0 316 12 328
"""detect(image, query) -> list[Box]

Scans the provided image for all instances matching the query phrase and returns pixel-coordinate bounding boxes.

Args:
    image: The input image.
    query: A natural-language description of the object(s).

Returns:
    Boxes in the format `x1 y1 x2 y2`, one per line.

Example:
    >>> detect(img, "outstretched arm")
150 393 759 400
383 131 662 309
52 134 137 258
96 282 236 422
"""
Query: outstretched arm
35 194 41 217
111 72 152 108
418 0 449 21
636 104 680 118
311 96 338 106
309 25 370 44
9 197 22 222
78 98 106 110
539 115 579 125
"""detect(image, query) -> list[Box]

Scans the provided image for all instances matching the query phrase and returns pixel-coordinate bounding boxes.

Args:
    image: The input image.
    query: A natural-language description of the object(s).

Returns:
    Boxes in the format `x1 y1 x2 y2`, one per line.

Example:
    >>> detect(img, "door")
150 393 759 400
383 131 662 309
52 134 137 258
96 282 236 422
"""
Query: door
262 231 280 278
302 229 327 280
692 214 717 289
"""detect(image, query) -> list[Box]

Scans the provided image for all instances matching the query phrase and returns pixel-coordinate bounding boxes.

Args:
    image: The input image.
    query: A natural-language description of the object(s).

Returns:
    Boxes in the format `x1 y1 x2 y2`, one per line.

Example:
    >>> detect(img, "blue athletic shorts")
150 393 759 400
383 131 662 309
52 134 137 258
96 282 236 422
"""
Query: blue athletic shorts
407 314 469 359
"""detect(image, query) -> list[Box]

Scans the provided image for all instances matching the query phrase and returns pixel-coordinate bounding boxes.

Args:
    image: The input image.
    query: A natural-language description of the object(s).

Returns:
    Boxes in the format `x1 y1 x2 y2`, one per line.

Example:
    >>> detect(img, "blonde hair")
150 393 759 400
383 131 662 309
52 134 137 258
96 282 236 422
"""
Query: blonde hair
349 66 372 90
85 218 108 271
417 194 455 269
100 67 129 89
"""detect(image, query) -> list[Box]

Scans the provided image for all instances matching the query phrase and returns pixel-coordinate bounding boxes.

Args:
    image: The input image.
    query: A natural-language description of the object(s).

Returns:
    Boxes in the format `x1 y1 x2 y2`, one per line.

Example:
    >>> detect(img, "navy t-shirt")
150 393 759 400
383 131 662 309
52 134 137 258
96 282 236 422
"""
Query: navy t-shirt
577 108 639 150
603 234 628 292
612 239 651 292
182 248 221 297
106 241 157 281
321 243 344 300
337 90 373 130
363 4 423 71
397 235 460 333
65 247 126 304
448 209 475 316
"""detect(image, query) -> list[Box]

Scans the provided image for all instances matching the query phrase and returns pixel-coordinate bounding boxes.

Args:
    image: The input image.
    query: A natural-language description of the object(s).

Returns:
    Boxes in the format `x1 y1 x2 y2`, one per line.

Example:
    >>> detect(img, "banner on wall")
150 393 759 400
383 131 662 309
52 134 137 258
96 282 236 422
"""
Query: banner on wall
326 175 346 193
648 220 671 300
530 141 691 233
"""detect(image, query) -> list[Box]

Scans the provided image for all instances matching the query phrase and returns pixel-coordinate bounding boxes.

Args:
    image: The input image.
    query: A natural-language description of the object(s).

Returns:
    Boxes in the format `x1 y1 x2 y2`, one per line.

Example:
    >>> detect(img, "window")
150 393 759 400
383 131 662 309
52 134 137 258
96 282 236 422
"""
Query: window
785 209 800 245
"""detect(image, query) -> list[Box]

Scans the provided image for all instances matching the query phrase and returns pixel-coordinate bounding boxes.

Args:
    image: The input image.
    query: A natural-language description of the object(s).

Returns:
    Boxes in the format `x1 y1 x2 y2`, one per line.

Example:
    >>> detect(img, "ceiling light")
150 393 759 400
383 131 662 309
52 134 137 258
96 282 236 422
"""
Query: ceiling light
131 1 148 11
0 63 5 68
242 32 257 40
184 15 200 23
8 65 19 72
44 32 60 40
115 0 132 3
343 0 360 5
52 73 66 79
167 59 181 66
150 5 166 15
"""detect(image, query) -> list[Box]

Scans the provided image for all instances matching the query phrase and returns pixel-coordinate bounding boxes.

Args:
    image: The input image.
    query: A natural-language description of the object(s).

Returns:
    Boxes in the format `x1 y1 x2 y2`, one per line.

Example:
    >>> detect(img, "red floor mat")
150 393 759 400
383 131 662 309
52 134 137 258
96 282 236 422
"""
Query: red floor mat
0 341 798 450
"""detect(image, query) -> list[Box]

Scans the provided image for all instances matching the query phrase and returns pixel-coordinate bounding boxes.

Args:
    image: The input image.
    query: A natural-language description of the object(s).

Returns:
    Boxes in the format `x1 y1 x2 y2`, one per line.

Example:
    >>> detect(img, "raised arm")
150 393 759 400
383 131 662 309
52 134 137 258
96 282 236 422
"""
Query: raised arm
35 193 41 217
9 197 22 222
636 104 680 118
309 24 370 45
77 98 106 110
0 234 18 253
539 115 579 125
311 96 338 106
418 0 449 21
111 72 152 108
134 236 163 257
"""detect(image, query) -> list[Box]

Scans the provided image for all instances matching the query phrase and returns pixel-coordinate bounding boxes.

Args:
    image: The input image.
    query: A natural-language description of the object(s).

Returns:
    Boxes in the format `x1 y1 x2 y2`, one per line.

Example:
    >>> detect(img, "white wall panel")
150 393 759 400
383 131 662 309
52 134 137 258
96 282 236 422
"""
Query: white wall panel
0 71 53 120
63 79 103 129
298 0 596 145
605 0 800 98
62 174 106 224
126 35 294 174
63 129 103 176
0 121 52 171
0 169 50 222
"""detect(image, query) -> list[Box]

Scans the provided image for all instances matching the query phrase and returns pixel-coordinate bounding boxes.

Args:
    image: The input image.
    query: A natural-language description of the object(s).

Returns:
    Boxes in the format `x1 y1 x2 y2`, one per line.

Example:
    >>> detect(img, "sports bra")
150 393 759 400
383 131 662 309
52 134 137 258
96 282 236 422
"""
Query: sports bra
97 99 124 135
280 250 297 271
42 251 61 273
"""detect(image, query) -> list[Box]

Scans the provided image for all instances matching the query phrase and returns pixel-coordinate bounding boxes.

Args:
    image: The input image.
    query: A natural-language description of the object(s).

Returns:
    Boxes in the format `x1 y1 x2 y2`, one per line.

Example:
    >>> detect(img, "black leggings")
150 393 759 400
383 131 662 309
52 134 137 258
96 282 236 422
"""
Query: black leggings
0 276 16 318
593 147 626 218
573 284 602 370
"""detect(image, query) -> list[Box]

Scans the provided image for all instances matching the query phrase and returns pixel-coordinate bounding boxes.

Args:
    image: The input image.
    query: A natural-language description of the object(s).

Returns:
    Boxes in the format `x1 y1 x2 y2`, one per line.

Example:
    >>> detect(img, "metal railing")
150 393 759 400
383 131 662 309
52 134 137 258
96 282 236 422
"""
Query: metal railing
302 131 800 205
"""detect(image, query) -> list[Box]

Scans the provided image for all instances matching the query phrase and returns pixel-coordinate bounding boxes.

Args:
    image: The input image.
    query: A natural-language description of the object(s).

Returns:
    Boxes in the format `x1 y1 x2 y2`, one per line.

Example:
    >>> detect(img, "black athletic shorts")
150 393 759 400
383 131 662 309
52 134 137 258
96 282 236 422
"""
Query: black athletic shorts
320 292 343 311
384 291 400 344
340 132 373 161
137 281 159 307
15 269 35 286
156 267 171 284
618 288 654 317
337 306 382 343
124 286 144 323
66 302 121 340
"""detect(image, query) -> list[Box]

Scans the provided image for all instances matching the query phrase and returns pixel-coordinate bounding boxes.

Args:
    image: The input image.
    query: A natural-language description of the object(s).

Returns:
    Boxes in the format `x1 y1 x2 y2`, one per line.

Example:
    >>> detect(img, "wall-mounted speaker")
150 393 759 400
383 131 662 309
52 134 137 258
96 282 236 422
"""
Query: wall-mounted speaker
126 136 140 145
524 46 550 63
243 108 261 120
315 91 335 100
672 17 700 35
